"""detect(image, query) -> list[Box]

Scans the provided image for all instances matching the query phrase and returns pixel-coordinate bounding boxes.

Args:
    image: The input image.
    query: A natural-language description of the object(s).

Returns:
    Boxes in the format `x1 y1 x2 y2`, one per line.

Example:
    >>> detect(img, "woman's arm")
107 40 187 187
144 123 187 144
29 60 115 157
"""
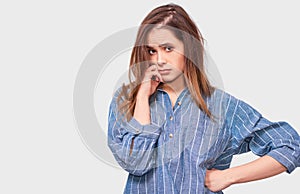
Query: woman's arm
107 99 161 176
205 155 286 192
205 95 300 192
133 93 151 125
107 65 163 176
133 63 162 125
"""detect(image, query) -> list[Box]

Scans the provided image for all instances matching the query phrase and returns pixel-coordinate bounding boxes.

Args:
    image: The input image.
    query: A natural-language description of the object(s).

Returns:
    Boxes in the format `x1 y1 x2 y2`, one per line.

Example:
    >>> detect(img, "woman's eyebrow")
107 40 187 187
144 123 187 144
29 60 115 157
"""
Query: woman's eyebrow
146 43 174 48
159 43 174 47
146 45 154 49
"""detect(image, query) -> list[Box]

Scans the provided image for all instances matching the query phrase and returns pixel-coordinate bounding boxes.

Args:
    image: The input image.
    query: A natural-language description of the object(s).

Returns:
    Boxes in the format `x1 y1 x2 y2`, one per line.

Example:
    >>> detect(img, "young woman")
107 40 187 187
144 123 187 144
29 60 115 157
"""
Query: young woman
107 3 300 194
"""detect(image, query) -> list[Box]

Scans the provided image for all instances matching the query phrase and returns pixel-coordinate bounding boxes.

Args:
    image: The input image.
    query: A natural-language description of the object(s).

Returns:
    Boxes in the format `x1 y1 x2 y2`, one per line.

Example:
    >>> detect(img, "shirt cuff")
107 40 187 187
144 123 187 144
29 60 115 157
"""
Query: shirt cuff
123 117 162 139
267 147 298 173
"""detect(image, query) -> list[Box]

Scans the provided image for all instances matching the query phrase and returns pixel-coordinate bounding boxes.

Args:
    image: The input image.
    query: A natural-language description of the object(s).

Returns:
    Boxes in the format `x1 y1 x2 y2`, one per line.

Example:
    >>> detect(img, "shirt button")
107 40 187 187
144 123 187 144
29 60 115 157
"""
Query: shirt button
177 101 181 106
136 129 140 133
169 116 173 121
169 133 173 138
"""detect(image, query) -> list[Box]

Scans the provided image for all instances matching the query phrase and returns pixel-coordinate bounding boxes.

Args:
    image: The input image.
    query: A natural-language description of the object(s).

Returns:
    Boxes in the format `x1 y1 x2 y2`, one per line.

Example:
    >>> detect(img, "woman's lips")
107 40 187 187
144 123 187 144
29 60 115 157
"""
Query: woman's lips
158 69 171 75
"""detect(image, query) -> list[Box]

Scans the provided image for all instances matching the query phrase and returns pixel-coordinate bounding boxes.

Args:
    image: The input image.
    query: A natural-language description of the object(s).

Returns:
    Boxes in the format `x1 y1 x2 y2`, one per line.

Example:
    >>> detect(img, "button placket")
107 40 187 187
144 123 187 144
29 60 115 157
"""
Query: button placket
166 113 175 161
168 113 174 139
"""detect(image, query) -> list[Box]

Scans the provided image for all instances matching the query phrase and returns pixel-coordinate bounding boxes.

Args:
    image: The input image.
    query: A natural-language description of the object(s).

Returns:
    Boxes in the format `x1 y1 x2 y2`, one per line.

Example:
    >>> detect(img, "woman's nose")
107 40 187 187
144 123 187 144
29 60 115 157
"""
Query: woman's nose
157 52 166 66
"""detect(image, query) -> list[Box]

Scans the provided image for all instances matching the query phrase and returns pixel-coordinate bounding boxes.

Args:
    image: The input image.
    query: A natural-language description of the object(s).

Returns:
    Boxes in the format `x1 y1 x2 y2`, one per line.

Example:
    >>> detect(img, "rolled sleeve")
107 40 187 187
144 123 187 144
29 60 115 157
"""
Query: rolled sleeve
267 147 299 173
124 117 162 139
229 98 300 173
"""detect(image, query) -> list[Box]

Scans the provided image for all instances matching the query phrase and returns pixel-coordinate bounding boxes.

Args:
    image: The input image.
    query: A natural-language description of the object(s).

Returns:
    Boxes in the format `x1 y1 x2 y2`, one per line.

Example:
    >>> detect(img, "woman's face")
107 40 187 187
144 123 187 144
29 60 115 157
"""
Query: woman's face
146 28 185 84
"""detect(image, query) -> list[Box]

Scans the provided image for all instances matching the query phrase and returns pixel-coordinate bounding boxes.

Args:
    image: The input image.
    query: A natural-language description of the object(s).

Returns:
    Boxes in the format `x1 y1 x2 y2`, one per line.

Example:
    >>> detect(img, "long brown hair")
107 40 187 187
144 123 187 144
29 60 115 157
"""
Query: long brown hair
117 3 215 121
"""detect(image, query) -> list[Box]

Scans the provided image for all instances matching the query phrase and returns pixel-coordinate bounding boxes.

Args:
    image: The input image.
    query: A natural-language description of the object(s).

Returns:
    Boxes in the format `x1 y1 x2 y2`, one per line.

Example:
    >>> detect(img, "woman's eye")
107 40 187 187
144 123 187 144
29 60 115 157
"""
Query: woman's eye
165 46 173 52
148 49 156 55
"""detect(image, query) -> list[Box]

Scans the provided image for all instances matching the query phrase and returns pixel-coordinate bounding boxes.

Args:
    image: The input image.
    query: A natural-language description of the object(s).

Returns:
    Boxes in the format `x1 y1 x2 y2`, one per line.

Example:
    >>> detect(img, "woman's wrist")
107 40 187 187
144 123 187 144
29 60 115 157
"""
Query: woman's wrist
223 168 239 185
136 87 151 98
136 94 149 101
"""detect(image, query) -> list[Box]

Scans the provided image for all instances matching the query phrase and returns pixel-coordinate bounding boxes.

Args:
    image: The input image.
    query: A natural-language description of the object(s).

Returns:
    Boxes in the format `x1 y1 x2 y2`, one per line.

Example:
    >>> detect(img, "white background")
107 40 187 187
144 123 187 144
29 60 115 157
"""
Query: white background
1 0 299 193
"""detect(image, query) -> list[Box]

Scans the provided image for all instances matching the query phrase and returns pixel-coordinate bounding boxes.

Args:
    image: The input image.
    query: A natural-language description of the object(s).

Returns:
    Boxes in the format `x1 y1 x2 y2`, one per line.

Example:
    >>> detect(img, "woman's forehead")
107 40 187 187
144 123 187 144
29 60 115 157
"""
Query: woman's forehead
146 28 181 46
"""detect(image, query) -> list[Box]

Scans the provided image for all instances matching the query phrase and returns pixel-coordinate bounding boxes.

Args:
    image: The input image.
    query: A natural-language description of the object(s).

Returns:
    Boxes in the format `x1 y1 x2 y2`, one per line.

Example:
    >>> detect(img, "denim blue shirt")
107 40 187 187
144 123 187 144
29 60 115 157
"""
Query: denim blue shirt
107 87 300 194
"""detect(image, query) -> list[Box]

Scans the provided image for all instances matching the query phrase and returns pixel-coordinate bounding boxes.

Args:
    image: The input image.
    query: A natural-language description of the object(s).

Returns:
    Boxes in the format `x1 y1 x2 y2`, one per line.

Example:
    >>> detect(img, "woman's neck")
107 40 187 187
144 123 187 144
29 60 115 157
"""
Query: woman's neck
162 75 186 96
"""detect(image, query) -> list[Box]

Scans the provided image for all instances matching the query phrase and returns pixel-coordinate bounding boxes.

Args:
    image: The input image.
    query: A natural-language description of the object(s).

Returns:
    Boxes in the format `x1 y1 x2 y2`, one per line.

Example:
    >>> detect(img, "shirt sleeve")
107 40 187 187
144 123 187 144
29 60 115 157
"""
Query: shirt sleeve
107 89 162 176
229 98 300 173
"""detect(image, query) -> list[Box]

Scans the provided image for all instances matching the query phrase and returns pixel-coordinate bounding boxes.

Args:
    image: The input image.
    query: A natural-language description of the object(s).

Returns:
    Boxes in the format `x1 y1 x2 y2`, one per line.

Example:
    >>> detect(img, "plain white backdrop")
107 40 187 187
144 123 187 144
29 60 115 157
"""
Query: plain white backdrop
1 0 299 193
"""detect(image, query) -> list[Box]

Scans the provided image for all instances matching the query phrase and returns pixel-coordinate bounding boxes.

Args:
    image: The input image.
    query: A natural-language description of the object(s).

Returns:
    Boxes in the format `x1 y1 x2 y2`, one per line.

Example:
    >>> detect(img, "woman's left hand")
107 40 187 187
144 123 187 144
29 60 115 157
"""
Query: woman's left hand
205 168 233 192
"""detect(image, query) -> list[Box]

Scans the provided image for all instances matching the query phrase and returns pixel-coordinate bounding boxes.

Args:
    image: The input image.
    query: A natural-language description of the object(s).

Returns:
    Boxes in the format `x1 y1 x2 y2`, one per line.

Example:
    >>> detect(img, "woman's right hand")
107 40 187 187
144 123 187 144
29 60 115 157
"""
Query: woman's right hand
137 63 163 99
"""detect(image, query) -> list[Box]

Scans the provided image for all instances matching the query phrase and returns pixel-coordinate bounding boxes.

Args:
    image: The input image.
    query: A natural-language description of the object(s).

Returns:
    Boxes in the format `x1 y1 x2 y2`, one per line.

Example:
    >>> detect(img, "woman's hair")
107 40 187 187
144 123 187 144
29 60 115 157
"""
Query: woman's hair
117 3 215 121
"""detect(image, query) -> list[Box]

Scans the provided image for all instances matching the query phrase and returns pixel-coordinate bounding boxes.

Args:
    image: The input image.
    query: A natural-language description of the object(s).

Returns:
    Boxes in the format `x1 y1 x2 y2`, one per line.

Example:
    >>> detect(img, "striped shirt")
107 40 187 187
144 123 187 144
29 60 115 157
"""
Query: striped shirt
107 87 300 194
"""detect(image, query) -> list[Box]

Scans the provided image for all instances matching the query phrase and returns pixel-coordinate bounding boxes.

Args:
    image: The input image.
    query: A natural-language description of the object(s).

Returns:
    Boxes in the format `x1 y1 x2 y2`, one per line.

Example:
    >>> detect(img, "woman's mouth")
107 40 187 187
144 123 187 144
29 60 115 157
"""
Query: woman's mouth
158 69 171 75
